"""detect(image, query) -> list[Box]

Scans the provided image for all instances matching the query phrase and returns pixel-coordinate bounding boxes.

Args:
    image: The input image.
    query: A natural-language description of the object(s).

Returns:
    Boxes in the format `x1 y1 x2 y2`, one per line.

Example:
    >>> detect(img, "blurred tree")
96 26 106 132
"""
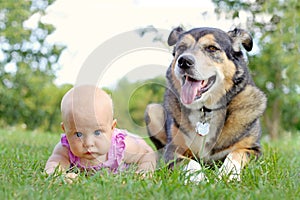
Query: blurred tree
212 0 300 138
128 77 166 126
0 0 65 130
41 83 72 132
112 77 166 136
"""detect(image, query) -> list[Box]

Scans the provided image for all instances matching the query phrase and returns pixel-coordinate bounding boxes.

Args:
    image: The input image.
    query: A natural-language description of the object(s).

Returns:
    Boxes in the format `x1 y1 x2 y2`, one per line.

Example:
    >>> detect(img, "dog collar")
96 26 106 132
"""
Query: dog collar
200 105 226 113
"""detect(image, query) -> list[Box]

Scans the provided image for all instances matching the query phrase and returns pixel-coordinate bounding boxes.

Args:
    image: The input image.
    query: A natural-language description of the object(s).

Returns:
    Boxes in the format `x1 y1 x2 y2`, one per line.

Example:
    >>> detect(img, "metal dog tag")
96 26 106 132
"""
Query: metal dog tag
195 122 210 136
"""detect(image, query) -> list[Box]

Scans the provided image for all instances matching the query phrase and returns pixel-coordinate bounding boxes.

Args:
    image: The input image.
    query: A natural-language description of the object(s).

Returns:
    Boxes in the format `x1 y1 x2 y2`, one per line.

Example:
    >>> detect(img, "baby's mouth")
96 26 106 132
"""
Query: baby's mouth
85 150 94 155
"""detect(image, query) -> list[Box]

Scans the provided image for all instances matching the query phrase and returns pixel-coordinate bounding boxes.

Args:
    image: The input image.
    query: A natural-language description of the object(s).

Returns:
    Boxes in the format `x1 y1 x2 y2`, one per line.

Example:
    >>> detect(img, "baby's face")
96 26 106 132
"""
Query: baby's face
61 85 115 166
64 104 116 165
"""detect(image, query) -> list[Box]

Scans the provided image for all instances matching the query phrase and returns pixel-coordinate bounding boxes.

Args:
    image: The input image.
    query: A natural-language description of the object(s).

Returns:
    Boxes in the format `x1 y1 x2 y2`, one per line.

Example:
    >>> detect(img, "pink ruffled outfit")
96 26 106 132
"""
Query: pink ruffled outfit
61 128 128 172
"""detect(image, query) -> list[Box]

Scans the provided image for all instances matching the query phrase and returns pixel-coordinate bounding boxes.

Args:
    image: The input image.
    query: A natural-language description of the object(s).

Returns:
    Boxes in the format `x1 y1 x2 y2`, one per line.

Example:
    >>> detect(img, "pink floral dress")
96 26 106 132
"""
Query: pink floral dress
61 128 129 172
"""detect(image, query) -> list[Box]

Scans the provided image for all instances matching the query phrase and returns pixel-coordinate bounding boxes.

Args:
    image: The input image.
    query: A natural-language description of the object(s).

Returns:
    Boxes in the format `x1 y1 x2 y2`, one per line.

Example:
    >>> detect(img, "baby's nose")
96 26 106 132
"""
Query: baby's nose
83 135 94 148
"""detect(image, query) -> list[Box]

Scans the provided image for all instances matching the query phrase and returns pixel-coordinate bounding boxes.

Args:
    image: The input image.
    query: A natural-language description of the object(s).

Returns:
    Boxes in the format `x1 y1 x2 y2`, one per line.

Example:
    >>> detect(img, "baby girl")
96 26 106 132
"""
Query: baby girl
45 85 156 180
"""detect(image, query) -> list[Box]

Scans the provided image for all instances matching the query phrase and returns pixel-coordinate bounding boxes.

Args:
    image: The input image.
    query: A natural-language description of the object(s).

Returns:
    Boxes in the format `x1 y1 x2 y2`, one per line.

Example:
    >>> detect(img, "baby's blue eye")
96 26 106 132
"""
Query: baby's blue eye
75 132 83 137
94 130 101 136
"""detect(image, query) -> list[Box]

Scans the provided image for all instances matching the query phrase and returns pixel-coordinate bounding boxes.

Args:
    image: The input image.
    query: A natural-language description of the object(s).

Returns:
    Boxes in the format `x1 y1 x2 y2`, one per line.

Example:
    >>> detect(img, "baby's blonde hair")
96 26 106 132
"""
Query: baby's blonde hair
61 85 114 125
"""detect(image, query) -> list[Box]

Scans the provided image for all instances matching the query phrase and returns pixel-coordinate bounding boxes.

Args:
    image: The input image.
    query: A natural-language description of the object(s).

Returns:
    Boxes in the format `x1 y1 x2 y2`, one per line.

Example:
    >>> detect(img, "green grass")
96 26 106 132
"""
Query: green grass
1 128 299 200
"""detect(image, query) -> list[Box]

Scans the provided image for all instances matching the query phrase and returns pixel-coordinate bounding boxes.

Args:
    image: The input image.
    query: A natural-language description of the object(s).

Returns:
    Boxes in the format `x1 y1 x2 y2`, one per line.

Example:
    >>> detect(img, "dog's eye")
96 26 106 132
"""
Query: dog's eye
205 45 219 52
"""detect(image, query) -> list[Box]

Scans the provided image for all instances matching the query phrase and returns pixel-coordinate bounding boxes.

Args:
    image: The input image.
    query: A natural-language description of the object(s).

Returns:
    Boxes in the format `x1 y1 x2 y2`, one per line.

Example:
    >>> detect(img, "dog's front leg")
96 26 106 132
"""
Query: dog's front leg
183 159 207 184
163 117 189 166
164 113 176 164
218 151 249 181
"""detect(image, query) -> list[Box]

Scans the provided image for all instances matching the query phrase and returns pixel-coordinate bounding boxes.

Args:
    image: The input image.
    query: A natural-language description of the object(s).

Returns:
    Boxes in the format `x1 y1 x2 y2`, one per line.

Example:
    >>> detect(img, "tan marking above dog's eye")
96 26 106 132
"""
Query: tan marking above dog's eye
177 45 187 52
205 45 219 52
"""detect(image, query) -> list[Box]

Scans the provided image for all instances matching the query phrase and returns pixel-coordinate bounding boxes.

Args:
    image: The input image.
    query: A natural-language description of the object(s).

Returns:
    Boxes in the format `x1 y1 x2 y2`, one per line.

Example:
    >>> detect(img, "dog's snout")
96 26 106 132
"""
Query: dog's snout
178 55 195 69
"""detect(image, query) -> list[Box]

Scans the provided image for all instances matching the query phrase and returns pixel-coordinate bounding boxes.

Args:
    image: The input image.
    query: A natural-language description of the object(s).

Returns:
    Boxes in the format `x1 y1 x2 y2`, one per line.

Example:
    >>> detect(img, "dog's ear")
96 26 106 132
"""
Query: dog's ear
227 28 253 52
168 27 184 46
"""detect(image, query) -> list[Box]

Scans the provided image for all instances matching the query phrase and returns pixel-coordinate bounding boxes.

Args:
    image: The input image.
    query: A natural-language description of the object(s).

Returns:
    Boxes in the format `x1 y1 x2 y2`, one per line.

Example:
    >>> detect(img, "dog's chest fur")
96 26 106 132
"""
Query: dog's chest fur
178 106 227 159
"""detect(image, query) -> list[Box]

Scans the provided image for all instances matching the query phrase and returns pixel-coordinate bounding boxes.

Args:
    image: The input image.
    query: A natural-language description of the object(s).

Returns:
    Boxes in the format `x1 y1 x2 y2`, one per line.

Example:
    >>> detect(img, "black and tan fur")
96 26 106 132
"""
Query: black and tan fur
145 27 267 181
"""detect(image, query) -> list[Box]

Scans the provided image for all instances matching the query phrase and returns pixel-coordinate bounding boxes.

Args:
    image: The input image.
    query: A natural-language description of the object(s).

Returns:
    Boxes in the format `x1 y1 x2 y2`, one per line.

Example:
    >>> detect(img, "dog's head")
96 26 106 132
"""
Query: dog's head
168 27 253 109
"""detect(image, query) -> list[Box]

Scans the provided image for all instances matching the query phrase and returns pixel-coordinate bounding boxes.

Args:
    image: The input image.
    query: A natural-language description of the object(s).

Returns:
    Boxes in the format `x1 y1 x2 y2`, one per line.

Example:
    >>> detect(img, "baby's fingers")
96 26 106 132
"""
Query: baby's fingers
64 172 78 184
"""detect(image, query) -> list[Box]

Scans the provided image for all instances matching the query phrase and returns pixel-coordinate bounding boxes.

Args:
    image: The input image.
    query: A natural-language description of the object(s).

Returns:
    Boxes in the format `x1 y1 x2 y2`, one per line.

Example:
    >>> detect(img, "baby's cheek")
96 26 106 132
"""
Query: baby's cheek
69 139 84 155
96 140 111 154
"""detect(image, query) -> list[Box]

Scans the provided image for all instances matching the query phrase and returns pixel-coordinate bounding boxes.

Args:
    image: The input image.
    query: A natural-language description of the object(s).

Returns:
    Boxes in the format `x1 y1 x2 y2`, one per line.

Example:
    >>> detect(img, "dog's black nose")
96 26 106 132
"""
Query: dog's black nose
177 55 195 69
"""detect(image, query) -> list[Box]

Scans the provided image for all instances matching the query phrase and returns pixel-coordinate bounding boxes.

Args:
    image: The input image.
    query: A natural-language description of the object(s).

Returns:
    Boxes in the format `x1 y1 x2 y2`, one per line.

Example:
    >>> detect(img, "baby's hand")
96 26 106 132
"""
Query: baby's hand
136 170 153 179
64 172 78 184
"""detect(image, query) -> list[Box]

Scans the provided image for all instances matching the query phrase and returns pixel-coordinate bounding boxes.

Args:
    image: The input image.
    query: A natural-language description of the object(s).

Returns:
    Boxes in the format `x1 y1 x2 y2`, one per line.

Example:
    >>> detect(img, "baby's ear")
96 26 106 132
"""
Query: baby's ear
61 122 65 132
111 119 117 130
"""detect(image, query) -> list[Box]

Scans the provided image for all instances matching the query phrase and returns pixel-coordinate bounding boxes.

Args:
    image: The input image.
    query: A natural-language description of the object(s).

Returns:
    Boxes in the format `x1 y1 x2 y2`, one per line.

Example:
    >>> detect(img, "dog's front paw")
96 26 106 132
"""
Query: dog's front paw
228 173 241 181
218 172 241 182
218 154 242 182
184 171 207 184
183 159 208 184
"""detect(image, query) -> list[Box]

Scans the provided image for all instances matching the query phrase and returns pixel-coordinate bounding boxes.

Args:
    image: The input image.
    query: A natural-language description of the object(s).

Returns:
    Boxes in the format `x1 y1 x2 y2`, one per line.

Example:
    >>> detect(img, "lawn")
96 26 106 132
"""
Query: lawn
0 128 299 199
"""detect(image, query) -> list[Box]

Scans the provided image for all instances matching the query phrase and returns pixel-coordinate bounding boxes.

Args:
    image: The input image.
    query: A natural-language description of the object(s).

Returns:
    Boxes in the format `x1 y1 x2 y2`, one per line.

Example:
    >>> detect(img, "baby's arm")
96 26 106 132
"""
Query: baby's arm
44 142 70 175
123 134 157 173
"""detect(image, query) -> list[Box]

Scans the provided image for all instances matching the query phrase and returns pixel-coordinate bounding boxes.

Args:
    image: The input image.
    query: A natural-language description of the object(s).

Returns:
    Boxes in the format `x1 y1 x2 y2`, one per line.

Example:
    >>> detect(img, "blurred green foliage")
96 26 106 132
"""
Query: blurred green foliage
0 0 69 132
111 77 166 136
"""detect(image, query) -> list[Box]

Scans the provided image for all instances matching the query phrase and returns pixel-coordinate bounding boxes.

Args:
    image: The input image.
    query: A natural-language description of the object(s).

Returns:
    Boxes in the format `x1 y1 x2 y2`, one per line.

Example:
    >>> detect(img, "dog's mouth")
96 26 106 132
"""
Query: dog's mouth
181 75 216 104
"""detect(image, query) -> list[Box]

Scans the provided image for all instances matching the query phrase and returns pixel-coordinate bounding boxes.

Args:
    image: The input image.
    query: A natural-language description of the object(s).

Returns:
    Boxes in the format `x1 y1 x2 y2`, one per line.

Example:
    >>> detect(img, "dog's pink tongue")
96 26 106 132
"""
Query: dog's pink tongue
181 79 202 104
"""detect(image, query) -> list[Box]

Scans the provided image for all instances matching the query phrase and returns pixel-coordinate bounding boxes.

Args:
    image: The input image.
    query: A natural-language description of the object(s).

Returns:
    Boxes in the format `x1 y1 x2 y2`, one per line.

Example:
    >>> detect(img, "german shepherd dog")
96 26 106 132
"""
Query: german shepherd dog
145 27 267 182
